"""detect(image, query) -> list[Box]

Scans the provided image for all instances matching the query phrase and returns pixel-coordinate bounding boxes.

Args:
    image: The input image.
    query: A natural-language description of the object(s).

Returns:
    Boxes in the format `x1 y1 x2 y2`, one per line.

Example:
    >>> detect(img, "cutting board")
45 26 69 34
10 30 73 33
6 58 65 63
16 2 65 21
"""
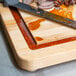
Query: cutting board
0 3 76 71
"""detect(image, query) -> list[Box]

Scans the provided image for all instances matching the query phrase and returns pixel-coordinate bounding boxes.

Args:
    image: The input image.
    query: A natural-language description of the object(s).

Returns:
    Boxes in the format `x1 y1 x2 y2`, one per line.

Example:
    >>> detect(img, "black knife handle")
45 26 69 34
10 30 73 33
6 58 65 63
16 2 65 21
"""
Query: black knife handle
3 0 19 6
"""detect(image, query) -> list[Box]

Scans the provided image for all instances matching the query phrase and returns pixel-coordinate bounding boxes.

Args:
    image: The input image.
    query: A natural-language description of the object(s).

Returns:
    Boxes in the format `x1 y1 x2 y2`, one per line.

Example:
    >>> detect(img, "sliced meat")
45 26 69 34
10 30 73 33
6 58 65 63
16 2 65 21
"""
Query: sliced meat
23 0 76 10
54 0 76 6
23 0 33 4
38 1 54 9
69 0 76 5
34 0 47 4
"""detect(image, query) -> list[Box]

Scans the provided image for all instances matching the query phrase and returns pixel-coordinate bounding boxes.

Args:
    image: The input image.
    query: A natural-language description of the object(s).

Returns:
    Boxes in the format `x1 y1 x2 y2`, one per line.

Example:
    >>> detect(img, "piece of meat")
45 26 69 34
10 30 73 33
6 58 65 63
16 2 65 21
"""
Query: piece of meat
23 0 33 4
69 0 76 5
38 1 54 9
64 0 76 5
54 0 63 7
54 0 76 6
34 0 54 9
23 0 76 10
23 0 54 9
34 0 47 4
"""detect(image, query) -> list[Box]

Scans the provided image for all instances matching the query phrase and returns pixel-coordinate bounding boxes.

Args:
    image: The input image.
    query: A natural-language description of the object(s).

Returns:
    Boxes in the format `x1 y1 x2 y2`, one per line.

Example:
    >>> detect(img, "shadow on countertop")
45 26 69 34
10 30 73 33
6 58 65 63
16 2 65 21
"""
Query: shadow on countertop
0 23 19 69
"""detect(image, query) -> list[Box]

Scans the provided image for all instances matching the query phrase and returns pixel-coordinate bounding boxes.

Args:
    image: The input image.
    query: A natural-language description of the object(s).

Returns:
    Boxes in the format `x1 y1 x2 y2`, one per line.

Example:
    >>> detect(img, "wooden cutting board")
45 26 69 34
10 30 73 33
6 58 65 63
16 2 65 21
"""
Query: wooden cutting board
0 3 76 71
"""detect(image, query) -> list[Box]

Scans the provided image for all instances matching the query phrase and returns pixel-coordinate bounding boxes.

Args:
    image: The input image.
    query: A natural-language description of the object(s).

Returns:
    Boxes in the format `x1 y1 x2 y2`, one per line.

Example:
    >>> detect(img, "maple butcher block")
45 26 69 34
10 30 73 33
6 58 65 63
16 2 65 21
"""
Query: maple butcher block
0 3 76 71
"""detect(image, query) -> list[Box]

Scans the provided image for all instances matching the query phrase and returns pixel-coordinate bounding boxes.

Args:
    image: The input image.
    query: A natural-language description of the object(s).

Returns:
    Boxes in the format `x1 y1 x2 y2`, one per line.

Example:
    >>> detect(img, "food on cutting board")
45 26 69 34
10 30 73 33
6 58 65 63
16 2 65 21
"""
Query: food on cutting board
21 0 76 20
22 0 76 9
50 4 76 20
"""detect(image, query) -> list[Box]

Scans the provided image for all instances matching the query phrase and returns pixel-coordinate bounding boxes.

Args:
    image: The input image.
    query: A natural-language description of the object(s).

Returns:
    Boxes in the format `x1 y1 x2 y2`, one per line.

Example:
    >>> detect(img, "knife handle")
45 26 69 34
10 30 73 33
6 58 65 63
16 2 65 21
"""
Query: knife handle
2 0 19 6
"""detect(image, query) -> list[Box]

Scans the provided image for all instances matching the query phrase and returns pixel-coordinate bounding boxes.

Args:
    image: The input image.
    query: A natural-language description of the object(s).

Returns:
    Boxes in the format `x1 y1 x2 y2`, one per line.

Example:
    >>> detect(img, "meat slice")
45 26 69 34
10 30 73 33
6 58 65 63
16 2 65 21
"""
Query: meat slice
38 1 54 9
34 0 47 4
23 0 33 4
23 0 76 10
69 0 76 5
23 0 54 9
54 0 76 6
34 0 54 9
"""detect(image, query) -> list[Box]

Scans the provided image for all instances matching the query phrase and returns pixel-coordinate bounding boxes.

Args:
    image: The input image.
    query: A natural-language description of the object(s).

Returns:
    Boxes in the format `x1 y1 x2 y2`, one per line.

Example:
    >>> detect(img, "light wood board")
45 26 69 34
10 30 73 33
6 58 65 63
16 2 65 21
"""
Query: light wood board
19 10 76 44
0 3 76 71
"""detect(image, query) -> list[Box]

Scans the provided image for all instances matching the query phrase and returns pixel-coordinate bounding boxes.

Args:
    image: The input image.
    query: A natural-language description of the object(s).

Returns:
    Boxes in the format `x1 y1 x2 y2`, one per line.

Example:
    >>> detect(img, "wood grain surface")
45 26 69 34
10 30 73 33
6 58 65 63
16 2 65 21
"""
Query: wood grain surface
19 10 76 44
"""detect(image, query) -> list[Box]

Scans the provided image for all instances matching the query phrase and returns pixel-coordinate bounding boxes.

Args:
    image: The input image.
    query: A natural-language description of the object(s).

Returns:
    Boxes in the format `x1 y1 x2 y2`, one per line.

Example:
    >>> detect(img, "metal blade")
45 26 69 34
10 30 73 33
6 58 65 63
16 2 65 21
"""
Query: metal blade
6 2 76 29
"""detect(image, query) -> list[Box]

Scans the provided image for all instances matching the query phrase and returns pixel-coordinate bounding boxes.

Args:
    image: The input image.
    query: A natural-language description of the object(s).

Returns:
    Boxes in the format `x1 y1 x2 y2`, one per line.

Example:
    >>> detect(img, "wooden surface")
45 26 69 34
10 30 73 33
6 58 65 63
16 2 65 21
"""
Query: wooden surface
0 3 76 71
19 9 76 44
0 26 76 75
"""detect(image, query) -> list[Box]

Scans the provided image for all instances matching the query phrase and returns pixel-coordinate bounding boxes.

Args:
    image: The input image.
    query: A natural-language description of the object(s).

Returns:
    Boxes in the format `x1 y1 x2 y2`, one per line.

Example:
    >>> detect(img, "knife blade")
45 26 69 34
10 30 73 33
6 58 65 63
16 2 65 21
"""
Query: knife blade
1 0 76 29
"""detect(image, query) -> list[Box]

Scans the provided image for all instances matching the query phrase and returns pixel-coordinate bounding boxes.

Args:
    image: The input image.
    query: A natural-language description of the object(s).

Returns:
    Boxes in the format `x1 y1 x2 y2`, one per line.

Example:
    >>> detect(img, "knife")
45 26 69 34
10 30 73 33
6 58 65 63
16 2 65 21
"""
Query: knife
0 0 76 29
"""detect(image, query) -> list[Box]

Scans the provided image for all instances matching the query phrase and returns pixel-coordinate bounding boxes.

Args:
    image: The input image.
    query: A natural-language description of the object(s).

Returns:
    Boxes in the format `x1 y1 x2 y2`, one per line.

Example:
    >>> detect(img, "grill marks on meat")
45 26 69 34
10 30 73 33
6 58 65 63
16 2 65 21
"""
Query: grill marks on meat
54 0 64 7
54 0 76 6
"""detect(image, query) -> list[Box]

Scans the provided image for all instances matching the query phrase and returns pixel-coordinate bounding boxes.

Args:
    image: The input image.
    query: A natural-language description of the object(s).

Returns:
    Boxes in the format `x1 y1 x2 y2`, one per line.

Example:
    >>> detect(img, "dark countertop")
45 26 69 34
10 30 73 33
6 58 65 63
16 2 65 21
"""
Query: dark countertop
0 24 76 76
